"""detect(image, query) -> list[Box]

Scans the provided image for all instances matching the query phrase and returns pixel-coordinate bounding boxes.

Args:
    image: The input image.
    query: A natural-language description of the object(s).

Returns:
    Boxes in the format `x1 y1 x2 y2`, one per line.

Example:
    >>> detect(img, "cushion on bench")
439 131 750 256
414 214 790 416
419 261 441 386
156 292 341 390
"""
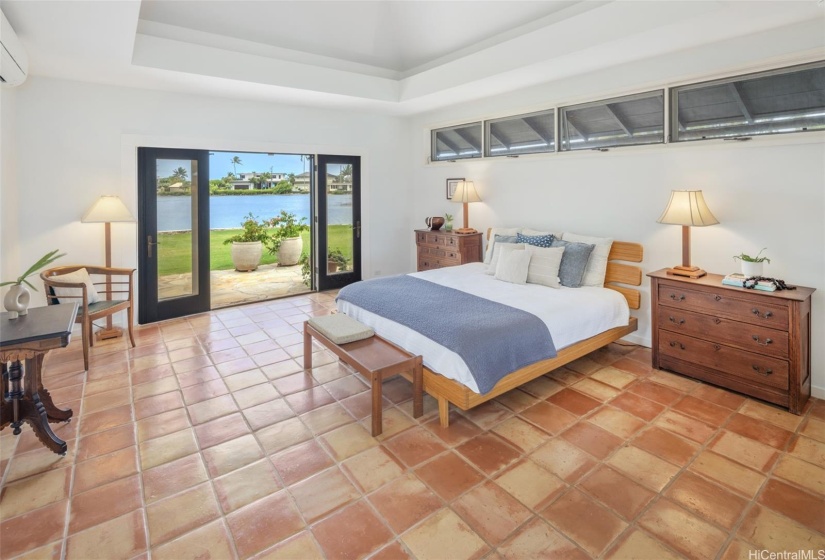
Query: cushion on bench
308 314 374 345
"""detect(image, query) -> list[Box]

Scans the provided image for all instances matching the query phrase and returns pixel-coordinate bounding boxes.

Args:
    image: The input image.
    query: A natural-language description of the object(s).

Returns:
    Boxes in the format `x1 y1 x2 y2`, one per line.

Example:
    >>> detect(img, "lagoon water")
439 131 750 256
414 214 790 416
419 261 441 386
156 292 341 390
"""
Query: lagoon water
157 193 352 231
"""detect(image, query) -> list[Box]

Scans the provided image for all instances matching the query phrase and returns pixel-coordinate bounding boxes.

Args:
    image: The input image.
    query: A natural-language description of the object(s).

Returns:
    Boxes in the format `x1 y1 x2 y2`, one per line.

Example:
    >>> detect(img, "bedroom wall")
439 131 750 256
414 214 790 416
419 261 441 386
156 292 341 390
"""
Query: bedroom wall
408 37 825 396
5 76 413 314
0 86 20 296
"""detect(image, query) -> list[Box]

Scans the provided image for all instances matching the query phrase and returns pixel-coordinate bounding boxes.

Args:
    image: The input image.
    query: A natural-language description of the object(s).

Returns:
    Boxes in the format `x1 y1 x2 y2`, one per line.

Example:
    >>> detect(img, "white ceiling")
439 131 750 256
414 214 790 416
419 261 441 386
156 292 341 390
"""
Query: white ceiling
2 0 824 115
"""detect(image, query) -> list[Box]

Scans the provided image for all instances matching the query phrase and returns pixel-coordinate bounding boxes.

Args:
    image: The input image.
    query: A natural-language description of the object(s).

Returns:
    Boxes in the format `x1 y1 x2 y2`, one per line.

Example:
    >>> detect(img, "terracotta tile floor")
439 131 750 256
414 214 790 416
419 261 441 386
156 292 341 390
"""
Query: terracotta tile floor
1 291 824 559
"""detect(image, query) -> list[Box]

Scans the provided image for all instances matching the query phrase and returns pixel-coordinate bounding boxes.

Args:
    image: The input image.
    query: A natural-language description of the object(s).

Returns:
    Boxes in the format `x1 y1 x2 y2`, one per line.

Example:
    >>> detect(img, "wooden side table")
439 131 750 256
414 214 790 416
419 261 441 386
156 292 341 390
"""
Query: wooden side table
1 303 78 454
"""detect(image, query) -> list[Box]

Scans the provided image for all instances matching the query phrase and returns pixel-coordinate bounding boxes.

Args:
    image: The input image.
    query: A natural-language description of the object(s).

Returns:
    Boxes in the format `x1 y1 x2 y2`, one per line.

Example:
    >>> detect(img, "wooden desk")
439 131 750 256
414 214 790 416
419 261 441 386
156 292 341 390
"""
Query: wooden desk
1 304 78 454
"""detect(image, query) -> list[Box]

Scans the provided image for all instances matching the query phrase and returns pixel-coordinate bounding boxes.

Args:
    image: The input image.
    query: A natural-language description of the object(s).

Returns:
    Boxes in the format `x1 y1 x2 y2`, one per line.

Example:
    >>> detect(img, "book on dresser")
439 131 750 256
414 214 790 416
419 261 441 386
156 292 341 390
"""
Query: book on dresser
722 273 777 291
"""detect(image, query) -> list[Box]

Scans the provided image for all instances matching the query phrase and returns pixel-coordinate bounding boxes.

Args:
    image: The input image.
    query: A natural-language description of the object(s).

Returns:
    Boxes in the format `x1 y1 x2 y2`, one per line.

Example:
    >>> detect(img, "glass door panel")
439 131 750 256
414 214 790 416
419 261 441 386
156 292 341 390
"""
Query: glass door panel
317 155 360 291
138 148 210 323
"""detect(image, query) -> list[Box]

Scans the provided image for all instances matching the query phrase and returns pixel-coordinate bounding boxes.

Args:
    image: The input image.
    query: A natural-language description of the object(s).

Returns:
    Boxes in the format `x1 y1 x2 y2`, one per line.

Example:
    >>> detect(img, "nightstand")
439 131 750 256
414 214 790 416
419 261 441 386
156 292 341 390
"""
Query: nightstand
415 230 482 271
649 269 815 414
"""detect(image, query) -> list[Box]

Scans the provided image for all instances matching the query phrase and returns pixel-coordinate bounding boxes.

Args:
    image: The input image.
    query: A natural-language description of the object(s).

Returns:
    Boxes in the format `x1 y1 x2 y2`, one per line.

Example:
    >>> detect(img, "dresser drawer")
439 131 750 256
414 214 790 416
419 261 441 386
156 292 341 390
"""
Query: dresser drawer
418 246 459 260
657 307 789 359
658 331 788 390
657 284 789 330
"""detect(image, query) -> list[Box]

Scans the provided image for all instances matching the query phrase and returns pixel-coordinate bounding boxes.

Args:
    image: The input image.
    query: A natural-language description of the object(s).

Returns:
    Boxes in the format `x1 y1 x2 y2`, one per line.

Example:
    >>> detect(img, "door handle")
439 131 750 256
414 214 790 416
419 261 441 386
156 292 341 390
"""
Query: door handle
147 235 159 258
353 221 361 239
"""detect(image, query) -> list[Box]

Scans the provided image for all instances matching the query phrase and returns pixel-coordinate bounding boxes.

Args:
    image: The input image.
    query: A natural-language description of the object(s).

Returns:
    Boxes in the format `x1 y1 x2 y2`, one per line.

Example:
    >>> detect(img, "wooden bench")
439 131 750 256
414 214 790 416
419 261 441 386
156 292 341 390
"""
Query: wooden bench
303 320 423 436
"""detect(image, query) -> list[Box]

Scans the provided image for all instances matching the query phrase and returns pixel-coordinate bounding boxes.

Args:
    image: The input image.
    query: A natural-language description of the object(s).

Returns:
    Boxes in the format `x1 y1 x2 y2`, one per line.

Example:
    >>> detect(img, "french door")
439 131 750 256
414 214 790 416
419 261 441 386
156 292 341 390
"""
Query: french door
316 155 361 291
137 148 211 323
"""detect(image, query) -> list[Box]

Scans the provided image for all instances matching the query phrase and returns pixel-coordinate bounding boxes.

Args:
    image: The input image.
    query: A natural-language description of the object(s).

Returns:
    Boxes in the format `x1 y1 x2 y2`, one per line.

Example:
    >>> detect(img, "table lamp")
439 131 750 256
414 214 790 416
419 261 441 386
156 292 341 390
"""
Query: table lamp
82 195 135 339
452 180 482 234
657 190 719 278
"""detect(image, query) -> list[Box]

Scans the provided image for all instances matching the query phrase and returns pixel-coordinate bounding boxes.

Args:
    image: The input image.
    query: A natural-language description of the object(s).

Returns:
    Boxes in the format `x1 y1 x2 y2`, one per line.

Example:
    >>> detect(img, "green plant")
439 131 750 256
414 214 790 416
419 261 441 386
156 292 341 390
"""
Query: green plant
733 248 770 264
445 213 453 222
222 213 270 244
299 252 311 287
328 249 349 270
1 250 65 290
266 210 309 252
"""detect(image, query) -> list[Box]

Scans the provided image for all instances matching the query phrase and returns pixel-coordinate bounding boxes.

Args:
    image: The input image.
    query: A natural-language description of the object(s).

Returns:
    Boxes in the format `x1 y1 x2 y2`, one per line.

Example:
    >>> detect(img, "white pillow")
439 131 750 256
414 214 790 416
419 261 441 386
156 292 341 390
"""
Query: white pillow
486 243 525 275
495 250 531 285
526 246 564 288
522 228 562 238
562 232 614 287
50 268 101 304
483 227 522 264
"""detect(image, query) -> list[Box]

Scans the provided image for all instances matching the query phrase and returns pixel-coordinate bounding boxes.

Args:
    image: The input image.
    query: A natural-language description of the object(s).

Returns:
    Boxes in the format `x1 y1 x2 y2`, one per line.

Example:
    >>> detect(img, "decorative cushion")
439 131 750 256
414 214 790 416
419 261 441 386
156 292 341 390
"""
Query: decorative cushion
495 250 532 285
516 232 555 248
486 242 525 275
308 314 374 345
50 268 101 304
525 246 564 288
483 227 521 264
551 239 596 288
562 232 614 288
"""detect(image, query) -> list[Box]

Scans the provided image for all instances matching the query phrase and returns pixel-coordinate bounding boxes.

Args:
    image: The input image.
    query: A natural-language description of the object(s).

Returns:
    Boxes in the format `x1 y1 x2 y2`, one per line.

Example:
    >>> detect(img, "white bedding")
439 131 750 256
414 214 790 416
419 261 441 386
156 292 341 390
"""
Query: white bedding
337 263 630 393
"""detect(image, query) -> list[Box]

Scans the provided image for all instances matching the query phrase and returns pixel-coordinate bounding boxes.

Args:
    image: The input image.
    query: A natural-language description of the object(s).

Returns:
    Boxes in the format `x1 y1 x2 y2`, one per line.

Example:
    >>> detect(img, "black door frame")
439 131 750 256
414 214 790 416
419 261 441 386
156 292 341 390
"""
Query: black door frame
137 147 211 324
316 155 361 291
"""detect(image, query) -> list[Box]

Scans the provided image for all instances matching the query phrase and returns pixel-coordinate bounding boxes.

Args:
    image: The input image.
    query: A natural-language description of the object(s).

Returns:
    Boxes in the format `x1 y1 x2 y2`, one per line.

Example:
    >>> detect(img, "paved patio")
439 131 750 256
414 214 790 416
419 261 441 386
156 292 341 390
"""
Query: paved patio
158 263 310 308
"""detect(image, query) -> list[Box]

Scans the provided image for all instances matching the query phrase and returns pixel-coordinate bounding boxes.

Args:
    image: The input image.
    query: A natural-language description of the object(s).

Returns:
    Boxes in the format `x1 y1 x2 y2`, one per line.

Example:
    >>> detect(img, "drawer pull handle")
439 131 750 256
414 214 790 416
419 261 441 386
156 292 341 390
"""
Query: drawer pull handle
715 295 722 301
751 308 773 319
668 316 685 325
670 294 685 301
752 336 773 346
714 318 722 325
714 344 721 351
751 365 773 376
669 341 686 350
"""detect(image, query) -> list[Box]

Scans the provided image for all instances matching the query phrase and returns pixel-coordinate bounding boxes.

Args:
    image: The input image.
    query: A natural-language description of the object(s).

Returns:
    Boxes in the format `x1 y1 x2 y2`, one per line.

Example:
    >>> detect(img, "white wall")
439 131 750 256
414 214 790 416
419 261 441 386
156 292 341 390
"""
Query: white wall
0 86 20 294
4 76 413 312
409 55 825 396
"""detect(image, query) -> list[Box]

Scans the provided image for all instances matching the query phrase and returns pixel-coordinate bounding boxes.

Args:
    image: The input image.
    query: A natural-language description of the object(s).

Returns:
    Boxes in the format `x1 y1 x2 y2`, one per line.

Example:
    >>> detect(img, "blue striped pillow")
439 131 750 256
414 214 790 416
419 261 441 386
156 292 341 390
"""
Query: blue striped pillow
516 232 555 248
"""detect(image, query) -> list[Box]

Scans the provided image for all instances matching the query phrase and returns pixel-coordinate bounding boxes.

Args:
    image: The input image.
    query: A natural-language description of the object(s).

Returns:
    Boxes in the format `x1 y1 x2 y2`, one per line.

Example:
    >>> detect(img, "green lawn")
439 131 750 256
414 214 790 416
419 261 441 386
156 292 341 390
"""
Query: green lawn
158 226 352 276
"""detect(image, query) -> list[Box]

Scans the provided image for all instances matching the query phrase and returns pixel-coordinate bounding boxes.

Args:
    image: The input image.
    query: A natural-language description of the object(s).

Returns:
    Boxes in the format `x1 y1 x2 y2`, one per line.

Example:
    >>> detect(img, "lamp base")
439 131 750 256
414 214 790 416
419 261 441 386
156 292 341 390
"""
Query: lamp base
454 227 478 234
666 265 707 279
95 327 124 341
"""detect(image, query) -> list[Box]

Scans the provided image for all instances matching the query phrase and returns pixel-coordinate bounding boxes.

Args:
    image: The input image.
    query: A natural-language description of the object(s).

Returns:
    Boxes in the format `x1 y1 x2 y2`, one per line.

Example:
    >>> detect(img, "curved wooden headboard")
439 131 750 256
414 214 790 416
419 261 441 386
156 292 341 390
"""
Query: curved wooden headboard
485 229 644 310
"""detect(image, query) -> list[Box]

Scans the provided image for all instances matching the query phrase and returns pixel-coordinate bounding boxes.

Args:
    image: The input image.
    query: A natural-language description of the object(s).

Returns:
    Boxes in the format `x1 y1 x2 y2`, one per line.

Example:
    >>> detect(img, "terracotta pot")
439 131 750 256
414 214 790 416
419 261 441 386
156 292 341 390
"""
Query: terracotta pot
230 241 262 272
327 261 339 273
278 237 303 266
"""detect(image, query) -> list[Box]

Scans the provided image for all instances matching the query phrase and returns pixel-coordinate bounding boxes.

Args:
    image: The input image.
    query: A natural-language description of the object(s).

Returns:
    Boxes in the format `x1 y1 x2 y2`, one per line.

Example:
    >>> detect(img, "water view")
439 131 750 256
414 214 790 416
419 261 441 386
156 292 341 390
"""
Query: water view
158 193 352 231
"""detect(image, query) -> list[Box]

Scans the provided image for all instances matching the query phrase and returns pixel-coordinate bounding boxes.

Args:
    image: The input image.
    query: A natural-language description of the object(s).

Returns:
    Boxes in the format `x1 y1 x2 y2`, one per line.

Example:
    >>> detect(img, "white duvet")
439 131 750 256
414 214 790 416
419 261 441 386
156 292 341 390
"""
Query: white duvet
337 263 630 393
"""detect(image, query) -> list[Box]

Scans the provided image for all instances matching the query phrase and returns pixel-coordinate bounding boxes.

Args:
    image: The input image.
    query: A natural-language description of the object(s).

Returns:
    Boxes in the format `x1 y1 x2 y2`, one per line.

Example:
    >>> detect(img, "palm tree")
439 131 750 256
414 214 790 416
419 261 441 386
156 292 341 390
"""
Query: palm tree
171 167 188 181
231 156 243 175
258 171 273 189
288 172 295 185
339 164 353 183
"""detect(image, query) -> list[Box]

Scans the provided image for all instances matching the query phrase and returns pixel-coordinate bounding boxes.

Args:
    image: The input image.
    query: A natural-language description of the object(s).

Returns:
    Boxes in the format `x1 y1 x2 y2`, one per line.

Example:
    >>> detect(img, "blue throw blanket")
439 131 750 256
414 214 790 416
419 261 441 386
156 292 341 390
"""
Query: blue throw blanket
337 275 557 394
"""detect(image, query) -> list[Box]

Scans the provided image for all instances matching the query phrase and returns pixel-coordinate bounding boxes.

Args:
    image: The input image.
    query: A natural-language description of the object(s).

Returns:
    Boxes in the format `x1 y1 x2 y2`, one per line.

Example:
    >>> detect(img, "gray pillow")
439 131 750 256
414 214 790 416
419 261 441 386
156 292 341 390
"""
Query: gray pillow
551 239 596 288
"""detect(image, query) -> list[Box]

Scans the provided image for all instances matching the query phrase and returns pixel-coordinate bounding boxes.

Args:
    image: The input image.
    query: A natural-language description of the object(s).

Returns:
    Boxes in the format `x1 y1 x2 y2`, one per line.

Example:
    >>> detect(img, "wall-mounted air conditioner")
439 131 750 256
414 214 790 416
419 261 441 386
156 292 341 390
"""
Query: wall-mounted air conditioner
0 8 28 87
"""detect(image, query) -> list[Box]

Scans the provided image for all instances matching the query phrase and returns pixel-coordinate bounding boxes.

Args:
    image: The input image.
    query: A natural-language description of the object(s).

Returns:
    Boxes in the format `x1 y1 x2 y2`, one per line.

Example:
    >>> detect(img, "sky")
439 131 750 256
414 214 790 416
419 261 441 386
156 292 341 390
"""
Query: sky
155 151 310 180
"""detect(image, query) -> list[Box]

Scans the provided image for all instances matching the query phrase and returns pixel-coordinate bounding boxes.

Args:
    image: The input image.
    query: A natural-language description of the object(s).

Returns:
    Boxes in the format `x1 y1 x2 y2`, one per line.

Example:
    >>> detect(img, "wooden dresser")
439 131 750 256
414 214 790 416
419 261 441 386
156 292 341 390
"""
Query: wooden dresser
649 269 814 414
415 229 483 271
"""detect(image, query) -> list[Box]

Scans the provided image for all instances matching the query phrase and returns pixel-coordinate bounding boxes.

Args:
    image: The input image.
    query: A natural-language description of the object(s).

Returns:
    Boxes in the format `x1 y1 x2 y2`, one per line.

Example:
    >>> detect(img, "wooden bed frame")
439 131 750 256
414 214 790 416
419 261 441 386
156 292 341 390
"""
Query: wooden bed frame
402 231 644 427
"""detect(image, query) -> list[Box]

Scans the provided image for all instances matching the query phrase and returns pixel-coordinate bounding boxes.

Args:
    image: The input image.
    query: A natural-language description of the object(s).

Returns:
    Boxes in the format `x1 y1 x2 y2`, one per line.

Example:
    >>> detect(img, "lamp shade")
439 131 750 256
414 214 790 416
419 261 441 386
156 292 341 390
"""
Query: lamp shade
657 190 719 227
452 180 481 204
81 195 135 223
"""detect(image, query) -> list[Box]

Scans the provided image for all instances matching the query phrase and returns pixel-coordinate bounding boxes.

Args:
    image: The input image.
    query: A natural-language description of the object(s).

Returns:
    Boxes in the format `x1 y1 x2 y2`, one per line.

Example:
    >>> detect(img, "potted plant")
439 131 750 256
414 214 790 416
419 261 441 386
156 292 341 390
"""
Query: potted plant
444 213 454 232
299 252 311 287
267 210 309 266
733 248 770 277
327 249 349 273
1 249 65 318
223 213 269 271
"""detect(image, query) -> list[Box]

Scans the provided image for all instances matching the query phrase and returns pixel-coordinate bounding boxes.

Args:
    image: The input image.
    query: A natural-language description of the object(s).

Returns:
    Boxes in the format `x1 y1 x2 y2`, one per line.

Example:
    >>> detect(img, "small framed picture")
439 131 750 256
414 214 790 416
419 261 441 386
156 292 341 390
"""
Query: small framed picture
446 178 464 200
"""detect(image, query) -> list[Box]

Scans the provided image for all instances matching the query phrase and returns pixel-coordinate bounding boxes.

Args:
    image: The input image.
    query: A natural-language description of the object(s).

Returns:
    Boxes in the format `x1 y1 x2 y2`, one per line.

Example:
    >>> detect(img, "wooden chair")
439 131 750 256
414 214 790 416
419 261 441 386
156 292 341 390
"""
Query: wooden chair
41 266 136 370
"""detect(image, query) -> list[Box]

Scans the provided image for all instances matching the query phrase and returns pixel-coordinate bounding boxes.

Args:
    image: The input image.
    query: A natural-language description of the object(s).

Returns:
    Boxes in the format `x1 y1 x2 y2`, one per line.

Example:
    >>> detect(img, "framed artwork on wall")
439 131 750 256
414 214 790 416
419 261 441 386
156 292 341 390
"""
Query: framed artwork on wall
446 178 464 200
